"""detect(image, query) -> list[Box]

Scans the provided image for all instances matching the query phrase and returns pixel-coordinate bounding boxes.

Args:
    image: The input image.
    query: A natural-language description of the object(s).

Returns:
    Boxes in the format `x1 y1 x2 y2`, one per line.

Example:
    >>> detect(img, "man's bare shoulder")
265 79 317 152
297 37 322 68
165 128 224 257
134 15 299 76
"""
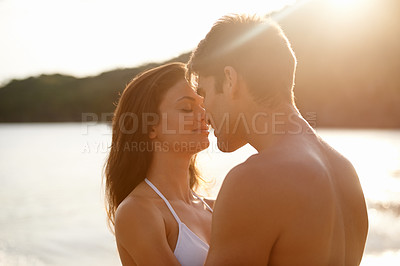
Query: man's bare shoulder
216 150 334 221
224 150 329 191
319 137 359 174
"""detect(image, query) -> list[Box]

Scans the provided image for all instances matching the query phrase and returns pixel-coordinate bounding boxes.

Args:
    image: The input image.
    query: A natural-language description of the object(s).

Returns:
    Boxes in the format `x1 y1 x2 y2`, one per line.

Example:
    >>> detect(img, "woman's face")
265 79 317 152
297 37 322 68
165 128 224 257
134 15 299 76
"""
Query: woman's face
151 79 210 154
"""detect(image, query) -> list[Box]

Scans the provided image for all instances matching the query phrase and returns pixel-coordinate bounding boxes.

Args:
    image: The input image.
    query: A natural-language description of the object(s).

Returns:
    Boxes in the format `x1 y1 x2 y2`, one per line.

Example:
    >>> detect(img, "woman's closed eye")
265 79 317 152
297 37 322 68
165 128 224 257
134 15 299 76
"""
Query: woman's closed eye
181 108 193 113
180 103 193 112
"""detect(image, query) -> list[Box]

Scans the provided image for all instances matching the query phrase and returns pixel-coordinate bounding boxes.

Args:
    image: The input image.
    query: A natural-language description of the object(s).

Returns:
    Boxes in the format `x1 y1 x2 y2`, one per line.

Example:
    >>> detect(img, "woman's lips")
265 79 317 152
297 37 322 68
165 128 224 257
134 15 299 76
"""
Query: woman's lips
192 126 210 134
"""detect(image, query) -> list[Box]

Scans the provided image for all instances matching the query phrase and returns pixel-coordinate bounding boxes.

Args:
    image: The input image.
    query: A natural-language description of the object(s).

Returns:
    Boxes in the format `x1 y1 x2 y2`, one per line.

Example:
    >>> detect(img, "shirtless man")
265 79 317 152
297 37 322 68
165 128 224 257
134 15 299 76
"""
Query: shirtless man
186 14 368 265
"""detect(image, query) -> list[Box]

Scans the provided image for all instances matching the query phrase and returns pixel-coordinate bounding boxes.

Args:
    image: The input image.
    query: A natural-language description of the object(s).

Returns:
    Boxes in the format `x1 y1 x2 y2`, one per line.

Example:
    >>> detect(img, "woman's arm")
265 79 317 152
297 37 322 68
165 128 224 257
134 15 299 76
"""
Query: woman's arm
115 199 180 266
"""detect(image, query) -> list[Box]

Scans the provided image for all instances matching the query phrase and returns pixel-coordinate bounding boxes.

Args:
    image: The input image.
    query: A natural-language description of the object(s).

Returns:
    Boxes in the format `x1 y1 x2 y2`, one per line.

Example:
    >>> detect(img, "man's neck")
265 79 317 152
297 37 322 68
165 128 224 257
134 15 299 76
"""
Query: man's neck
244 103 315 153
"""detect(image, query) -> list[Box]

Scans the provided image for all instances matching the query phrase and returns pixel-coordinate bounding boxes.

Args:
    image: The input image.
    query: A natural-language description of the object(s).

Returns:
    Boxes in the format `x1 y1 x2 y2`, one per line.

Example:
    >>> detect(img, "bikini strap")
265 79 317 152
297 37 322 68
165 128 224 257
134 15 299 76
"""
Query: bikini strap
192 191 214 213
144 178 182 224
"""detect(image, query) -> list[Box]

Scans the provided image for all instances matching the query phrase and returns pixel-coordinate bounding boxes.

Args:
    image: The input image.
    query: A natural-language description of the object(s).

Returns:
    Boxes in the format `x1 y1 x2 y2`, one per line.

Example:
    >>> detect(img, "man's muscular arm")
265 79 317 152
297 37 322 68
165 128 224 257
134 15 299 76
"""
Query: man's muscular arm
204 162 286 265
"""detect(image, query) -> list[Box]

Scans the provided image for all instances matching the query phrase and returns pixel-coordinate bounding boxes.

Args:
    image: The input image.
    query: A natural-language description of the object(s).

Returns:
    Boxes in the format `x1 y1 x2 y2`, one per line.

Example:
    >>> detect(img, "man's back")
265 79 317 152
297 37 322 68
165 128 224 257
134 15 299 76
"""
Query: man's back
206 133 368 265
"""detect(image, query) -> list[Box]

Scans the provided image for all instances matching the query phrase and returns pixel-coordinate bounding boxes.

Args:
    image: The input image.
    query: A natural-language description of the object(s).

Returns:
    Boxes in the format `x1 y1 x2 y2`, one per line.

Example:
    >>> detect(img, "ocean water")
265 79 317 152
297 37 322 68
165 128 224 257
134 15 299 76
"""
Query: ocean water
0 123 399 265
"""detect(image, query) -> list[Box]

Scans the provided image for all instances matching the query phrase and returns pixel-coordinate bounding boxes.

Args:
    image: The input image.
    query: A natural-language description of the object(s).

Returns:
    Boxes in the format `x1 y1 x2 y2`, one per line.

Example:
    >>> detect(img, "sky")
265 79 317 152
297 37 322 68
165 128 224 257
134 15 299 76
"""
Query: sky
0 0 296 85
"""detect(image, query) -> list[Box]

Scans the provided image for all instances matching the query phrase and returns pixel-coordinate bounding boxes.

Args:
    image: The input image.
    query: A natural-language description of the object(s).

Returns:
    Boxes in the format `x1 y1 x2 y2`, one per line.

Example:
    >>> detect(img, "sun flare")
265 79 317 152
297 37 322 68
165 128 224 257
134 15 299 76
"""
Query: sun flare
327 0 367 10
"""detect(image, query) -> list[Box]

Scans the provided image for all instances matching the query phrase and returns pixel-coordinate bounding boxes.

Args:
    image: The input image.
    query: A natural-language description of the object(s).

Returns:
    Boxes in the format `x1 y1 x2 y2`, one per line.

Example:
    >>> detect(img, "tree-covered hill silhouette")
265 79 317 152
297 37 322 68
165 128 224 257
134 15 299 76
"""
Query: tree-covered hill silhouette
0 54 189 123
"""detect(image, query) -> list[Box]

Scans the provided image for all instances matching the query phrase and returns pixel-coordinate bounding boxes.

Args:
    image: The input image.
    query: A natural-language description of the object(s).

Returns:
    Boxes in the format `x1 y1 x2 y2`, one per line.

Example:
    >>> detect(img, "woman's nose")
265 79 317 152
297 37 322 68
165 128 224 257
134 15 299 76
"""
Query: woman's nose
194 106 207 127
199 106 206 121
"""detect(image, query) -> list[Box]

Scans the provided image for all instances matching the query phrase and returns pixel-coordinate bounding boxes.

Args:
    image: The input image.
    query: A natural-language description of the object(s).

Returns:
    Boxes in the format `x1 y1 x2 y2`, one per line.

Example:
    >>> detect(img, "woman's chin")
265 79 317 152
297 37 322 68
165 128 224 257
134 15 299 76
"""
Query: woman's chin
189 139 210 154
167 139 210 154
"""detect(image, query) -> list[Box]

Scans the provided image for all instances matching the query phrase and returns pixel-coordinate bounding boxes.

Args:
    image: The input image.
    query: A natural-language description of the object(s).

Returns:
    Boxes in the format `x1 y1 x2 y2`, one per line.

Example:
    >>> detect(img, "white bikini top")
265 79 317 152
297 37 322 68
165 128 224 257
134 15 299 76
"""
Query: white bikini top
144 178 213 266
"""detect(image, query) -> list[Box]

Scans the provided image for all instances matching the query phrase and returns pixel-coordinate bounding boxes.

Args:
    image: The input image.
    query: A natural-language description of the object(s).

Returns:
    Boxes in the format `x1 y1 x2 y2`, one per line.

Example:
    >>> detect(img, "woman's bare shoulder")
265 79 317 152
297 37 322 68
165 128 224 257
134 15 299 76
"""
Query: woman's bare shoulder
115 191 161 229
114 192 168 255
114 188 180 265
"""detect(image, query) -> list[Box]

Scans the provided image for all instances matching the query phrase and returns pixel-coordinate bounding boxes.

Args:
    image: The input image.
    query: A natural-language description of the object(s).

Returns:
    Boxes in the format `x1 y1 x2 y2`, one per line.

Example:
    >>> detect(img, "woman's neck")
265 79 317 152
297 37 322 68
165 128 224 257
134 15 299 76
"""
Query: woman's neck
146 151 193 203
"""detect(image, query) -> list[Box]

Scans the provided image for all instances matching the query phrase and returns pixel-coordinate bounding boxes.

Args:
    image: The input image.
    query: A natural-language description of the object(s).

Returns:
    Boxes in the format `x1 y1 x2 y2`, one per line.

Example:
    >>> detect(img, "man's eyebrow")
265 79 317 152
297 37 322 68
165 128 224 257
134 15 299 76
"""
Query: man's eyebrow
176 96 196 102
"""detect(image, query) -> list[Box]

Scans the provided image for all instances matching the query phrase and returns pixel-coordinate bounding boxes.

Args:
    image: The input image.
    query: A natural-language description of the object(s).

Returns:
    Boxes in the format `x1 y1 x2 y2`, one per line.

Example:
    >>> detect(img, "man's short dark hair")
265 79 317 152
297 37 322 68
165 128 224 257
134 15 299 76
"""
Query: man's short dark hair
187 14 297 107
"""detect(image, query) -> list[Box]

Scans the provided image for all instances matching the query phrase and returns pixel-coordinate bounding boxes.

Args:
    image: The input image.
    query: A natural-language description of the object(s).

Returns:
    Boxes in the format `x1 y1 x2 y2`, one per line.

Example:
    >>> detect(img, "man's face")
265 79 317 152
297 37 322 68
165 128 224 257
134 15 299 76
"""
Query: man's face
197 76 221 129
197 75 245 152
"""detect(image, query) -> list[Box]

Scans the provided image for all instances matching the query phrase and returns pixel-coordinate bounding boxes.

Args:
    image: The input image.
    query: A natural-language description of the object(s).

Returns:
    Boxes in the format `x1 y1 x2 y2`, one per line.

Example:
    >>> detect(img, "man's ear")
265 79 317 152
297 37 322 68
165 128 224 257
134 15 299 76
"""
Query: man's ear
223 66 239 99
148 126 157 139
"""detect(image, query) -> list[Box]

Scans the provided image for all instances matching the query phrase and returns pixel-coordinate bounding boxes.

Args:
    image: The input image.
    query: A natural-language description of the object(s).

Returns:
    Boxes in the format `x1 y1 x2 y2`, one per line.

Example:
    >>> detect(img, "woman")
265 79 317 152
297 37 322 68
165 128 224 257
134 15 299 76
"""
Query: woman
104 62 213 266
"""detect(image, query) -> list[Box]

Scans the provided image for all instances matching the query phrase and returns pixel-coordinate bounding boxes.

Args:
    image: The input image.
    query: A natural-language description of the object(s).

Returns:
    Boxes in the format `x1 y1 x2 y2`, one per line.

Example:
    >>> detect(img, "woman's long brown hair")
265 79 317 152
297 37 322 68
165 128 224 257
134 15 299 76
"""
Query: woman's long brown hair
104 62 201 231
